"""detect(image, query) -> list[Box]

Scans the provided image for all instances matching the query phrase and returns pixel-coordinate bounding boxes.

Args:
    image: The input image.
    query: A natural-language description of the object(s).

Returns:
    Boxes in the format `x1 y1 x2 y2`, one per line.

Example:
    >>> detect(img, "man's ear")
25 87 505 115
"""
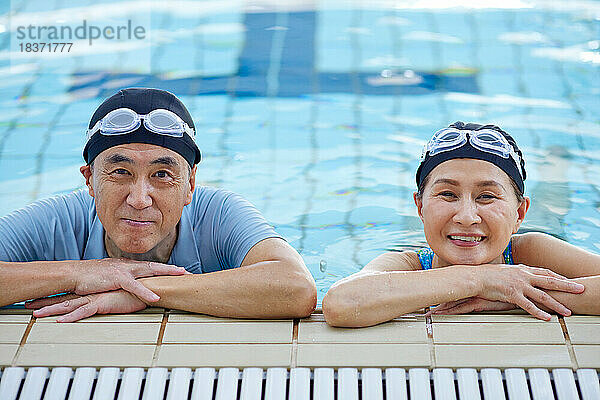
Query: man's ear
185 165 197 206
513 196 531 234
413 192 424 222
80 165 95 198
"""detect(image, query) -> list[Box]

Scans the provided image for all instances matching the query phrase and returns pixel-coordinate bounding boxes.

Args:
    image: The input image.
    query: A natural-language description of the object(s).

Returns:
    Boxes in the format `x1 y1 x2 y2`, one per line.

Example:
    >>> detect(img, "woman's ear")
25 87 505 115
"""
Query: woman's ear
513 196 531 233
413 192 424 221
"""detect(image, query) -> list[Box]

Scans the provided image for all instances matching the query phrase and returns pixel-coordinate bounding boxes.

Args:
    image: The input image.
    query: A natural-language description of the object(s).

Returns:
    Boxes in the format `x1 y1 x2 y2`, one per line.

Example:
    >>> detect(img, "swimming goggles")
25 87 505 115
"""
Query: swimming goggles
86 108 196 142
420 127 523 178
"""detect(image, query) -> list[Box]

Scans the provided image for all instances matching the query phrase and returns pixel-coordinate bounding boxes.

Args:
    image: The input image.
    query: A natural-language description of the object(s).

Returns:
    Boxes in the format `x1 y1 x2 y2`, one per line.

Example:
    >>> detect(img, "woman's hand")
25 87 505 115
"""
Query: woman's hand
25 290 147 322
429 297 517 316
474 264 585 320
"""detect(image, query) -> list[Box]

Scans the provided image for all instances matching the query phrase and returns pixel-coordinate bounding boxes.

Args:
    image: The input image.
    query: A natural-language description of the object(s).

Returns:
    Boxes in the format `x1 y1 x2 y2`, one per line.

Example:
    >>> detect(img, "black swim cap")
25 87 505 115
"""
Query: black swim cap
83 88 201 167
416 122 526 193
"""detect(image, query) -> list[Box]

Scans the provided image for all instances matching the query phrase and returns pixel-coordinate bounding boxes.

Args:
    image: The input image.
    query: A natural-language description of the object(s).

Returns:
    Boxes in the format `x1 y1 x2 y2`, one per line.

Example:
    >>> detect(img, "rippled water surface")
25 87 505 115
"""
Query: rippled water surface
1 1 599 303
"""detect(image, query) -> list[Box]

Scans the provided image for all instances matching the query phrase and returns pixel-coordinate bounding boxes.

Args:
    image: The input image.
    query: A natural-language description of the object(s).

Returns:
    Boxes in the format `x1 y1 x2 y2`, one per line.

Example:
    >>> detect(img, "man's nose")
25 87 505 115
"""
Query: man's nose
452 199 482 225
127 178 153 209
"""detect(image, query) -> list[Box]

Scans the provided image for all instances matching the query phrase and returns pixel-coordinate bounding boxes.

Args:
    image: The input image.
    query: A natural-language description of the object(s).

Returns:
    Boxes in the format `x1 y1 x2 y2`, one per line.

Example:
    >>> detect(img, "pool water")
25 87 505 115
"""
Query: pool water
1 1 599 304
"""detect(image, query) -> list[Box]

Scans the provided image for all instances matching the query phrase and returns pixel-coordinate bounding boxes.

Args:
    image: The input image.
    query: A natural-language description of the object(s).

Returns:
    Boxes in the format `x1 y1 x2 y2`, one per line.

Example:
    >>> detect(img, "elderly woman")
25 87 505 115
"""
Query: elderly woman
323 122 600 327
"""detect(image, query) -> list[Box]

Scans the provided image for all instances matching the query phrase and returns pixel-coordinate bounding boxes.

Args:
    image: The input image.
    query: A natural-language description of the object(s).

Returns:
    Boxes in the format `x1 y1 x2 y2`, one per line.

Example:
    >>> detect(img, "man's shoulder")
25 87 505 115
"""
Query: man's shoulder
188 186 245 211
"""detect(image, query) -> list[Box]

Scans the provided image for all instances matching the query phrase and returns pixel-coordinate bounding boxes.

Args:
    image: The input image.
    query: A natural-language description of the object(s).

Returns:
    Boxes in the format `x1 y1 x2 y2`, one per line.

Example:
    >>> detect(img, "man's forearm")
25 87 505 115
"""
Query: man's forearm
139 260 317 318
0 261 76 307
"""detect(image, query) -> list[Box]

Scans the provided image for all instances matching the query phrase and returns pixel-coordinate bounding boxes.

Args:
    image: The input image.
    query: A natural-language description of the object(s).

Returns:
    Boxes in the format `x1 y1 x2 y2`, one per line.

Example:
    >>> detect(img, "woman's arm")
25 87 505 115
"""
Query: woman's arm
513 232 600 315
514 232 600 278
323 252 480 327
322 251 584 327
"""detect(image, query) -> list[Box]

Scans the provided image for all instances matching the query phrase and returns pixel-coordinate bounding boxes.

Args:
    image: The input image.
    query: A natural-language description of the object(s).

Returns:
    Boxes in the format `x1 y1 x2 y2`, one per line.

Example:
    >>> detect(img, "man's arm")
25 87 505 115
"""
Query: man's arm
139 238 317 318
0 259 186 307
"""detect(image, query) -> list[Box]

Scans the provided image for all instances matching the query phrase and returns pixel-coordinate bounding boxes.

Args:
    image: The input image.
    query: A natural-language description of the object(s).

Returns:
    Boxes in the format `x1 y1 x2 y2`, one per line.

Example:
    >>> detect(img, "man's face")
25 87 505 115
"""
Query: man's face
81 143 196 255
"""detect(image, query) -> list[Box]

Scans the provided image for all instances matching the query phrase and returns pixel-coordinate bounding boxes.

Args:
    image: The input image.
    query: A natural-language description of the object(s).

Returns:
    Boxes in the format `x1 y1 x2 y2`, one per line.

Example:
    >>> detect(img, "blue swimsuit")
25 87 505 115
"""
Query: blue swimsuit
416 240 514 270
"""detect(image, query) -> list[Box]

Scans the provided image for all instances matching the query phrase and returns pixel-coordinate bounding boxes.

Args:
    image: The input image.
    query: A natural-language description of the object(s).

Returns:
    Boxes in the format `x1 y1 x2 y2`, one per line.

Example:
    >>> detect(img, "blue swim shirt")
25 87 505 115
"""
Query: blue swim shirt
0 187 281 274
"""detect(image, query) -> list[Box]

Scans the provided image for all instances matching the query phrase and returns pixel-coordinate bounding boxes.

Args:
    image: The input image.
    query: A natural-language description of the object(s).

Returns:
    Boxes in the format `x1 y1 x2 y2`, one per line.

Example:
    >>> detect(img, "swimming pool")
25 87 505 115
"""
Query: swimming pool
1 0 599 304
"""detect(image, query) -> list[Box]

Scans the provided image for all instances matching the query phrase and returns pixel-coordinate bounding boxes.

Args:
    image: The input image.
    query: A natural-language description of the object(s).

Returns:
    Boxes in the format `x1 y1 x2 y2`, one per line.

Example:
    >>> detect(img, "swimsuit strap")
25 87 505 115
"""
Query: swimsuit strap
417 240 514 270
416 247 434 270
503 239 514 264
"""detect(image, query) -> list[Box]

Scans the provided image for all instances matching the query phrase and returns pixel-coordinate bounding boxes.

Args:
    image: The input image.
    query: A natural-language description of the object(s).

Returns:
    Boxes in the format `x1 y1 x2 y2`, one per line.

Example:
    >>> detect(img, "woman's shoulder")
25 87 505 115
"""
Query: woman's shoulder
360 250 423 273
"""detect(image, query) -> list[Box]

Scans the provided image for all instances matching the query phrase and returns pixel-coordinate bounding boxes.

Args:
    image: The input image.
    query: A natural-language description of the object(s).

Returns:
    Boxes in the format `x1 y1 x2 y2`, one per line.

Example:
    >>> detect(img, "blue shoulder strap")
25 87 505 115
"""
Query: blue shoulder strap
503 239 514 264
416 247 434 270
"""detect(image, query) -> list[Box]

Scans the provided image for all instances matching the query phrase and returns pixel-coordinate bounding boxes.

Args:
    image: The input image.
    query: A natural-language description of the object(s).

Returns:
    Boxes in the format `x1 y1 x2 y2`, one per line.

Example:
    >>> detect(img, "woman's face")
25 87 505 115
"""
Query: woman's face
414 158 530 266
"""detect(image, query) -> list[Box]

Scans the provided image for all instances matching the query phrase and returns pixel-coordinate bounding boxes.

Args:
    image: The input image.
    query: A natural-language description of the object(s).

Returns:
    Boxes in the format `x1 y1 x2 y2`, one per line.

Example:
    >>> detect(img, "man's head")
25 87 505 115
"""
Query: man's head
80 88 200 259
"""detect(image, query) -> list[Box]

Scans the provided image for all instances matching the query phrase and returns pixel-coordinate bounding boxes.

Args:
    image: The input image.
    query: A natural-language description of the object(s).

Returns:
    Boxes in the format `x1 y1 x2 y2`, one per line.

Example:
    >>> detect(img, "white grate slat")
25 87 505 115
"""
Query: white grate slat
456 368 481 400
409 368 432 400
215 368 239 400
142 368 168 400
385 368 408 400
481 369 506 400
505 368 531 400
190 368 216 400
92 367 119 400
117 368 145 400
577 369 600 400
433 368 457 400
43 367 73 400
528 368 554 400
67 367 96 400
552 369 579 400
20 367 49 400
240 368 263 400
337 368 358 400
0 367 25 400
313 368 334 400
362 368 383 400
264 367 286 400
166 368 192 400
289 367 310 400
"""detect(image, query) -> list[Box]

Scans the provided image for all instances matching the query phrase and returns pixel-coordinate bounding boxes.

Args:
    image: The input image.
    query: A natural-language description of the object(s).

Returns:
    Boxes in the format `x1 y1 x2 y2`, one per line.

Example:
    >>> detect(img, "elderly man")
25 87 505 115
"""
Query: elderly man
0 88 316 322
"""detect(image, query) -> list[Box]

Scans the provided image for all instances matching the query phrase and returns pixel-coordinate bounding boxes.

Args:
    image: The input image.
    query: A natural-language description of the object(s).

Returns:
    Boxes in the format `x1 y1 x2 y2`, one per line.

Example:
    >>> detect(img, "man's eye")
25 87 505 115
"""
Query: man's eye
154 171 170 178
113 169 129 175
479 193 497 200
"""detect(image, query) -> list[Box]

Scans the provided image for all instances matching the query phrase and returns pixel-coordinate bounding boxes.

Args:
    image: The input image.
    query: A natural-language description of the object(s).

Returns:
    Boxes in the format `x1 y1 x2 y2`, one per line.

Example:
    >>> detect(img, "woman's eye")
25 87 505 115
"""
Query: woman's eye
478 193 497 200
439 191 456 198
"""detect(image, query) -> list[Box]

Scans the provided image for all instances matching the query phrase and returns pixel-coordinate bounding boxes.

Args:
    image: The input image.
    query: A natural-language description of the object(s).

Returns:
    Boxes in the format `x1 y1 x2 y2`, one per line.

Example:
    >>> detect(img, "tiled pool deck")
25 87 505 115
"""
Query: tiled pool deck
1 309 598 369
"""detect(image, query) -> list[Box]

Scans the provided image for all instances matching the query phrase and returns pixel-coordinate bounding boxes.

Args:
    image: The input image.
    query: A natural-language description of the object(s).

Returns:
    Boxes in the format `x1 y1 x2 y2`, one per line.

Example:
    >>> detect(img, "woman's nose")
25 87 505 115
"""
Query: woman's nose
127 179 153 209
452 199 482 225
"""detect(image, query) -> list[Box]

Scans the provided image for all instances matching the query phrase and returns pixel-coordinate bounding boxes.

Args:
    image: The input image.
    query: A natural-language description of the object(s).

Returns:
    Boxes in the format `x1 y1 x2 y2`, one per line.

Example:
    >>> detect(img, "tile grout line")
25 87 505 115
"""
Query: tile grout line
12 314 35 367
558 316 579 369
151 310 169 368
425 309 436 369
291 318 299 368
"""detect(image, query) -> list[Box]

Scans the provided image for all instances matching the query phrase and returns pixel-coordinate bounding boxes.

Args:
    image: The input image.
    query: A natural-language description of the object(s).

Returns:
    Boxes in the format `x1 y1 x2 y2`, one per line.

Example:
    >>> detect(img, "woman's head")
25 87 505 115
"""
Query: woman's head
414 122 530 266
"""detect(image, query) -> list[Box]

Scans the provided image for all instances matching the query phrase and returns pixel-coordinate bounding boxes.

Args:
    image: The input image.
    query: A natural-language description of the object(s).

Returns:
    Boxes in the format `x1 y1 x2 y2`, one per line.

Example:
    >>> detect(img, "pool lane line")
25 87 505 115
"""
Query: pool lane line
11 313 35 367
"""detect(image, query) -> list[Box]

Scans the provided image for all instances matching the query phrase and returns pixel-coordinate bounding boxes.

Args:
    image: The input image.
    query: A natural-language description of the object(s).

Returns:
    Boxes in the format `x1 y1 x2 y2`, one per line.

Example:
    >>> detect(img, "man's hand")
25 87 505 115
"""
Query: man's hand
70 258 187 302
26 290 146 322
